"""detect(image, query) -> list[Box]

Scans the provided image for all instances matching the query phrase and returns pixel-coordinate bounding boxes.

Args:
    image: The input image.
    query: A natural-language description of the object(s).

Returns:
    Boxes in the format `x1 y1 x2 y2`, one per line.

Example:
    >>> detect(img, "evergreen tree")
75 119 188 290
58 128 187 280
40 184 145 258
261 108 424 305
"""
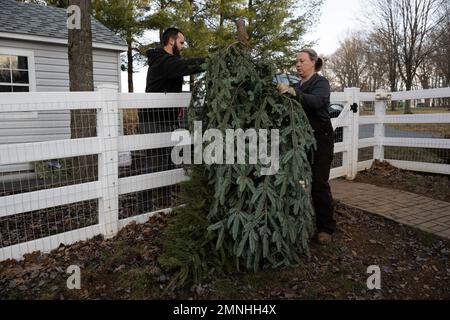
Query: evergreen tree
159 40 316 291
245 0 323 69
92 0 149 92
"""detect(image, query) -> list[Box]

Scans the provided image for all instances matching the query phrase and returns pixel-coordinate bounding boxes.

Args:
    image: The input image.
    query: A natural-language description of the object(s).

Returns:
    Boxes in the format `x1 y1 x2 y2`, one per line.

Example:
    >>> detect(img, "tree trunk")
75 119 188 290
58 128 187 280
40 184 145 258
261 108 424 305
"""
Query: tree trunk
419 76 430 107
219 0 224 29
69 0 94 93
248 0 253 38
68 0 97 182
236 19 249 46
127 38 134 93
389 60 398 111
404 77 413 114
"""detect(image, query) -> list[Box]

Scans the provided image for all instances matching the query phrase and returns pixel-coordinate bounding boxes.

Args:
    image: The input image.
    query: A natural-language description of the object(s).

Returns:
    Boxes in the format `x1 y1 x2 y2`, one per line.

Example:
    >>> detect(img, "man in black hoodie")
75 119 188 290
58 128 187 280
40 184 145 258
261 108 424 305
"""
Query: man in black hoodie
145 28 205 93
137 28 205 213
140 28 205 135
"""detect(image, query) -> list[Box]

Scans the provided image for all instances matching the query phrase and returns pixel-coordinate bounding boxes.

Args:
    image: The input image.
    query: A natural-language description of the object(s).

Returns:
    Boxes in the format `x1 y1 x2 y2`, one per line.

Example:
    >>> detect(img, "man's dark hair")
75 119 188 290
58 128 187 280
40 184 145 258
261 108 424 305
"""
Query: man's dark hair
162 27 184 46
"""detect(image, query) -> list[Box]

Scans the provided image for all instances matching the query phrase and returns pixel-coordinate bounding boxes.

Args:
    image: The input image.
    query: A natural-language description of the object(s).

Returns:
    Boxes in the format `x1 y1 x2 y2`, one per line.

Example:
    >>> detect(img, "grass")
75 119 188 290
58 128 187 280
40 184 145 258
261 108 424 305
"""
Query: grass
384 123 450 138
360 107 450 116
386 107 450 115
384 146 448 164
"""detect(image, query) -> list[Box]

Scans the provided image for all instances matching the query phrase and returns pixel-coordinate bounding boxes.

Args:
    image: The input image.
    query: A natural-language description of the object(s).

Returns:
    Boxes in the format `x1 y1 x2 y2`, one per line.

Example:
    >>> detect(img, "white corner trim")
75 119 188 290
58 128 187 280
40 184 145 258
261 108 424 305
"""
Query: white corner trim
117 52 123 93
0 32 127 52
0 47 37 92
93 42 128 52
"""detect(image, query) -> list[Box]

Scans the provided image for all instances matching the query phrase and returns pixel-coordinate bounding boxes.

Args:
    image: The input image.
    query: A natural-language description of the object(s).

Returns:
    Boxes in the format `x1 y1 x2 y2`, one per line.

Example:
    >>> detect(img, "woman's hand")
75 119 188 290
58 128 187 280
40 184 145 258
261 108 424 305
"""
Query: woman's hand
277 83 296 97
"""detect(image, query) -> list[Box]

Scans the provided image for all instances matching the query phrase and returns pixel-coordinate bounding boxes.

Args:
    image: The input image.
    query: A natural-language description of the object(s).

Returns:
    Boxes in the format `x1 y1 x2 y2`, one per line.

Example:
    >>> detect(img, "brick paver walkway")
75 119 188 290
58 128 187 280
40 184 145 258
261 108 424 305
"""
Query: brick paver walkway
330 179 450 239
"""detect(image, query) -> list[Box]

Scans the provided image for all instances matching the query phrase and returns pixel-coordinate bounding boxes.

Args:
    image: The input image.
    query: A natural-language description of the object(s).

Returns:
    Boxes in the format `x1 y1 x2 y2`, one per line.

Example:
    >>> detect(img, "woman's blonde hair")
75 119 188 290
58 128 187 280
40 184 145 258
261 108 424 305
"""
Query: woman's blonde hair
299 48 323 72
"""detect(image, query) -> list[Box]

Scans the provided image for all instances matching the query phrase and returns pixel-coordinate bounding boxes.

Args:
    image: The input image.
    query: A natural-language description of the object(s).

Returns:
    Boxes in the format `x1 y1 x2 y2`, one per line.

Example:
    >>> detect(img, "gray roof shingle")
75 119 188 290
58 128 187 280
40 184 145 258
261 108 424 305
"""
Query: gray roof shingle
0 0 127 49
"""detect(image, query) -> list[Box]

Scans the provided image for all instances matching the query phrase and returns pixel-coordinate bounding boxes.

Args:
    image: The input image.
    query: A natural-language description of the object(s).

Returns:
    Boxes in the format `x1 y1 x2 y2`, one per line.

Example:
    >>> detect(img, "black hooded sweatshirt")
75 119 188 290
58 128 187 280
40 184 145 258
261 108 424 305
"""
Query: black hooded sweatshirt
145 48 205 93
293 73 331 123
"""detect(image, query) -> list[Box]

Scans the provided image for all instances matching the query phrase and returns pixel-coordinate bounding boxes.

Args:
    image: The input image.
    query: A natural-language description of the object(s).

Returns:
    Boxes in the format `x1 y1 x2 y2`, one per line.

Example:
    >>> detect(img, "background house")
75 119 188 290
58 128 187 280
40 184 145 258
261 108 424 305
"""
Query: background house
0 0 127 180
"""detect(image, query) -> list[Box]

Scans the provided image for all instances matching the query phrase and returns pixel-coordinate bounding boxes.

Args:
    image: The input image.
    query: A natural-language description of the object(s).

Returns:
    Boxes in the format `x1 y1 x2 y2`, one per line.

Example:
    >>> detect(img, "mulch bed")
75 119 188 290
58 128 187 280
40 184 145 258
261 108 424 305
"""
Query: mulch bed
355 160 450 202
1 201 449 300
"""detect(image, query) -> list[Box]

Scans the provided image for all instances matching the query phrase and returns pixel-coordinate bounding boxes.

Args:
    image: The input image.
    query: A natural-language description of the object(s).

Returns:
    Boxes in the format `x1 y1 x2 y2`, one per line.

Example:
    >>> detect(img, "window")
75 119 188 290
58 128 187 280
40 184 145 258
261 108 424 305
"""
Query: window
0 49 36 92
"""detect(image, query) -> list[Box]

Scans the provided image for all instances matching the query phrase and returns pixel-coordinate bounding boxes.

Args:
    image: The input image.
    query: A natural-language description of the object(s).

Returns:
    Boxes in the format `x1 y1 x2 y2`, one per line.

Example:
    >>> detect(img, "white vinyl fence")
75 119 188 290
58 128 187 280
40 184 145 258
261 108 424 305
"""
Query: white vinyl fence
0 85 449 261
0 85 191 261
330 87 450 179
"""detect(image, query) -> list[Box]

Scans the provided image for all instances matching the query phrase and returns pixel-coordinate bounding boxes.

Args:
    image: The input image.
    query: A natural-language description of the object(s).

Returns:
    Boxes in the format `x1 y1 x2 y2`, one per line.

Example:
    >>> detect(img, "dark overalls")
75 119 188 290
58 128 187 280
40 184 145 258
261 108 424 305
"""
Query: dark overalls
294 73 336 234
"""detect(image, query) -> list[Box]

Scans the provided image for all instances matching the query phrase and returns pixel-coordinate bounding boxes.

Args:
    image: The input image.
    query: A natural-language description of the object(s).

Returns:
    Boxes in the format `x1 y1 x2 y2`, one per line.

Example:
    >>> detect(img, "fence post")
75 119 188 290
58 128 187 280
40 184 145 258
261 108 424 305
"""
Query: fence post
374 89 387 162
97 84 119 238
344 87 360 180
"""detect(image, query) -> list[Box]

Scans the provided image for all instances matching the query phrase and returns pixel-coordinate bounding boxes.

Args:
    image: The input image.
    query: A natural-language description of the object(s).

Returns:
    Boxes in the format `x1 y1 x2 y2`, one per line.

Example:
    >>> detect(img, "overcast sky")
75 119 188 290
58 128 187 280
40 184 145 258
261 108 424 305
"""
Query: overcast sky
304 0 364 55
121 0 364 93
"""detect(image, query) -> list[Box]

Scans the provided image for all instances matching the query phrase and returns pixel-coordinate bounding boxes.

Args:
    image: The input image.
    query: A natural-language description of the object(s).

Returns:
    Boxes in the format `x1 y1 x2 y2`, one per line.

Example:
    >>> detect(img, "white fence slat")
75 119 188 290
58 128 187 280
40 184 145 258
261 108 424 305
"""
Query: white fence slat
0 181 101 218
390 87 450 101
358 92 378 101
0 137 101 165
118 92 191 109
357 160 375 172
384 113 450 124
118 131 192 152
0 224 101 261
358 138 377 149
383 137 450 149
333 142 349 154
118 168 189 195
117 208 172 230
385 160 450 175
330 167 348 180
331 109 352 130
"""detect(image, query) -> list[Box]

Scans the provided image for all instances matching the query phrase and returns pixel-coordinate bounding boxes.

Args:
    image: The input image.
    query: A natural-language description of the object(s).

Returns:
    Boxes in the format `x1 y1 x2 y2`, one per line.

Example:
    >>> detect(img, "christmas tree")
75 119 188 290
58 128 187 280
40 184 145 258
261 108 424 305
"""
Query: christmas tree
159 23 316 292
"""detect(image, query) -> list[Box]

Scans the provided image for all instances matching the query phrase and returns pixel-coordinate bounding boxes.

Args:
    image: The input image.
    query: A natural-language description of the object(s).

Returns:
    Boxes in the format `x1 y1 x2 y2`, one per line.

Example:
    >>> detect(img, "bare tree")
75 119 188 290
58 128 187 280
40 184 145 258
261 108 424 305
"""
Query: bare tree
326 32 388 92
366 1 400 110
369 0 446 113
430 2 450 87
362 33 390 92
327 33 367 90
68 0 96 181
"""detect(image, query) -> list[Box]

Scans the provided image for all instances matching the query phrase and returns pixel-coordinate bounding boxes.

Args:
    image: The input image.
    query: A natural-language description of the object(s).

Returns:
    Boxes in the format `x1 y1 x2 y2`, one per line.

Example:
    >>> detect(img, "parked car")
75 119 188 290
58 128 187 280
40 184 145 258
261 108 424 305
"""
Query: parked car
328 103 344 118
328 104 344 142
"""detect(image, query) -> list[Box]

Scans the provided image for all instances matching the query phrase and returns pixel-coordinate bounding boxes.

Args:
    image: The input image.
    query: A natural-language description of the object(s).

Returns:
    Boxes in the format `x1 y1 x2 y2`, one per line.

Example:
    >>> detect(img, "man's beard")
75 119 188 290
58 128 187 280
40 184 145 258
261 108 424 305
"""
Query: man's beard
173 44 181 56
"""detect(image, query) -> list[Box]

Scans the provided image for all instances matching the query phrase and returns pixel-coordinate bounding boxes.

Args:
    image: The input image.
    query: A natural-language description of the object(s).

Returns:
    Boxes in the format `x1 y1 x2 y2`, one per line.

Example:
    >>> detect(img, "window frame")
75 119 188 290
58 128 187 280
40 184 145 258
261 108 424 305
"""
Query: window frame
0 48 36 92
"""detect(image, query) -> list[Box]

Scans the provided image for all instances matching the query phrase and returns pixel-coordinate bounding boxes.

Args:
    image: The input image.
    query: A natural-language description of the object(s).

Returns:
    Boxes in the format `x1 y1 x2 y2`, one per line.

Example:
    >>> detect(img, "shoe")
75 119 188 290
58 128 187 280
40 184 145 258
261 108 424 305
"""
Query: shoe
317 232 332 245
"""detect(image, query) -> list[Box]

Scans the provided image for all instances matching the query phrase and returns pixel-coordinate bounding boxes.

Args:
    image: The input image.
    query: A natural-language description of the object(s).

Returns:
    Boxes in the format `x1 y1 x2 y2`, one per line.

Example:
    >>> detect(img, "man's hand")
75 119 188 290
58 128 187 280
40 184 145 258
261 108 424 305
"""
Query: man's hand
277 83 296 97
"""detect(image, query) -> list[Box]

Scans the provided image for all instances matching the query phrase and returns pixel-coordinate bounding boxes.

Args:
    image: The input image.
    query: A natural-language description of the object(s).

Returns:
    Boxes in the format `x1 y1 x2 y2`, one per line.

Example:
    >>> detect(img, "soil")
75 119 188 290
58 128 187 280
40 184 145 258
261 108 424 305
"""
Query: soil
354 160 450 203
1 201 449 300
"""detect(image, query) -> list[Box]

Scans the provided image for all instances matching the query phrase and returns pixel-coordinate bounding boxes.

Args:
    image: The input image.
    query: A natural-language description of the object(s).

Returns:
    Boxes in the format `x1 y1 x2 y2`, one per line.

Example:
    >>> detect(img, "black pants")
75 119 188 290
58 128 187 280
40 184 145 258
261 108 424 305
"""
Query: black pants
307 118 336 234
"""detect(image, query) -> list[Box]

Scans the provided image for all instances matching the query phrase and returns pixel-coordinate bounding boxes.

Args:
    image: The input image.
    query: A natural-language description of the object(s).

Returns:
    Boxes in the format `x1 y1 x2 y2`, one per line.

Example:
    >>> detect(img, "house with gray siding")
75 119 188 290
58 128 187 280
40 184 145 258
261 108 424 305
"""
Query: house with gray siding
0 0 127 179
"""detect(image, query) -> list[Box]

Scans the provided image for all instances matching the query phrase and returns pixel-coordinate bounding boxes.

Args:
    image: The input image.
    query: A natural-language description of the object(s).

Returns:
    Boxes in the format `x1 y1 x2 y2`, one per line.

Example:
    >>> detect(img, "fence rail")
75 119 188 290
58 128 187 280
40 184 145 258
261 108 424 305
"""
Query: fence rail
0 85 449 261
330 87 450 180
